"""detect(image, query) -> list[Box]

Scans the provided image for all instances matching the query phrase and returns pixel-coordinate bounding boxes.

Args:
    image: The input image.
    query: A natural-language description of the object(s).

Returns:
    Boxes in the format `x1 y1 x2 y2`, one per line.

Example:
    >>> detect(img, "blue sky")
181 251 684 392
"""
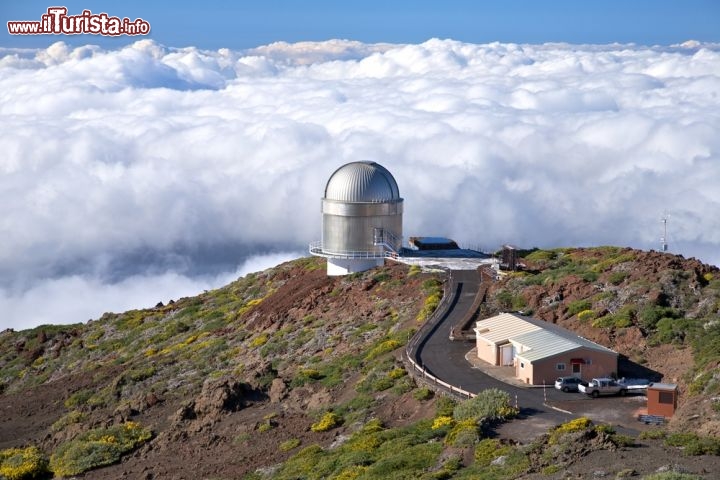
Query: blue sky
3 0 719 49
2 1 720 329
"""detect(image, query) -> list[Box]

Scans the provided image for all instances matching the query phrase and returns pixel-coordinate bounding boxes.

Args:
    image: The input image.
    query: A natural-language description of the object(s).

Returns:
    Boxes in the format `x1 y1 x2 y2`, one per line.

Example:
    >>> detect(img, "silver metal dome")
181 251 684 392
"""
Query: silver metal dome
311 161 404 275
324 161 401 203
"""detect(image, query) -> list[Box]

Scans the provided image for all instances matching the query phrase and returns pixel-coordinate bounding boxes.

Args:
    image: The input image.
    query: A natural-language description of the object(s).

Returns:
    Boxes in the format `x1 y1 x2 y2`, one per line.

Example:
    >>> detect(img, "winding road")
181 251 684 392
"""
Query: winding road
408 269 641 431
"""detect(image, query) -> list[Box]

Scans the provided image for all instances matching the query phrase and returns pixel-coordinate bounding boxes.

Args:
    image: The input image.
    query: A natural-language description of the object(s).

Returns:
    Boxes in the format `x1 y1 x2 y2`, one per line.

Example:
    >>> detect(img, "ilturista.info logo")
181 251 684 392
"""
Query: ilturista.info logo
7 6 150 36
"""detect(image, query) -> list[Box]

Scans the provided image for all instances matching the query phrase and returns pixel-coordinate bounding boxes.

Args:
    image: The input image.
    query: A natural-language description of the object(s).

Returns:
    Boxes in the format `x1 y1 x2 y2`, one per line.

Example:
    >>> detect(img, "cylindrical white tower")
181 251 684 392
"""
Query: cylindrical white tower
310 161 403 275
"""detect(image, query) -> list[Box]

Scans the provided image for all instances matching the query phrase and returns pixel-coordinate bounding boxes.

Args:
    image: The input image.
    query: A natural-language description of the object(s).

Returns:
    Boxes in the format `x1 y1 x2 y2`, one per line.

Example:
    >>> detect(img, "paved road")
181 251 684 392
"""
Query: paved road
409 270 645 434
412 270 575 425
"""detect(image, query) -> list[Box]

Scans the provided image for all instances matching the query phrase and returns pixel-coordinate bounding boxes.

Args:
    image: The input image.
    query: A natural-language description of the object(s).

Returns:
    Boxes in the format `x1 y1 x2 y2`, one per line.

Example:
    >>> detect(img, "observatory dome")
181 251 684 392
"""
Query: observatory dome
324 161 401 203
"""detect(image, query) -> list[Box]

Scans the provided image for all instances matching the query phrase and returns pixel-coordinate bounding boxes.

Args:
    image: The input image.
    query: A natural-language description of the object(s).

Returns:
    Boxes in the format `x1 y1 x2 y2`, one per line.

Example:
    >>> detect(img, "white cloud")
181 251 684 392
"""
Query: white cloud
0 251 302 331
1 39 719 329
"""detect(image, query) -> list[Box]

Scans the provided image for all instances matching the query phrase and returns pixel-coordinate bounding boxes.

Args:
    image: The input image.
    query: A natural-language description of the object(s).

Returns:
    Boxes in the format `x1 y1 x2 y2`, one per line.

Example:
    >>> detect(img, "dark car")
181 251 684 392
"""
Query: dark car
555 376 583 392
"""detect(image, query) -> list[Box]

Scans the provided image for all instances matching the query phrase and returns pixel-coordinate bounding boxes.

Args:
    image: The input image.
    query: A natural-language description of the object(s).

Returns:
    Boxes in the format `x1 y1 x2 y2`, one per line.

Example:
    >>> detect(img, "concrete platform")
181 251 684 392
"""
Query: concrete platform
394 249 498 271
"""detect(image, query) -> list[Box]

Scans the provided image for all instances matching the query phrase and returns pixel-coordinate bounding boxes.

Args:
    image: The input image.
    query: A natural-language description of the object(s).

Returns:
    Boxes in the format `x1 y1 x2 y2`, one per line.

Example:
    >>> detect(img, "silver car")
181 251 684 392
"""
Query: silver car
555 376 583 392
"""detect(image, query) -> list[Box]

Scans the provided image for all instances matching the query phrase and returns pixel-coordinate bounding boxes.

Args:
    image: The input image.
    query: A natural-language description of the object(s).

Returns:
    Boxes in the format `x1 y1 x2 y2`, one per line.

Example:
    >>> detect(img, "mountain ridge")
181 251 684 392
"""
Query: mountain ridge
1 247 720 479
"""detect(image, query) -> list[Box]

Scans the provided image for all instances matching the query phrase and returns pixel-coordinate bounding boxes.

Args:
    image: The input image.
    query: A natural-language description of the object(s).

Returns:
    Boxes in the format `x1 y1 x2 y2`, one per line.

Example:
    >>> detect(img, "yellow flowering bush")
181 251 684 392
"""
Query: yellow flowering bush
0 446 49 480
549 417 593 445
50 421 152 476
365 339 401 360
311 412 341 432
250 333 269 348
431 415 454 430
334 465 368 480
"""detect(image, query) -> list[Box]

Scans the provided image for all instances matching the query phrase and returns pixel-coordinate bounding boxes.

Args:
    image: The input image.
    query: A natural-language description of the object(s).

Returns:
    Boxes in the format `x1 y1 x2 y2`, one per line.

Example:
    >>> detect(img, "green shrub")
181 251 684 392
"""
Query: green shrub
542 465 562 475
417 294 442 322
257 420 274 433
417 279 444 321
616 468 637 478
391 376 415 395
549 417 592 445
311 412 341 433
590 252 635 273
299 368 322 380
610 434 636 448
524 250 557 262
473 438 513 467
592 315 614 328
567 299 592 316
582 271 599 282
127 365 156 382
361 418 384 434
608 271 628 285
435 396 457 417
64 388 93 408
592 305 635 329
495 290 513 309
363 442 442 478
453 388 518 422
687 371 713 396
250 333 268 348
639 306 681 330
422 279 443 291
413 387 433 401
279 439 301 452
49 421 152 476
408 265 422 276
372 272 391 283
594 424 615 435
51 410 86 432
0 446 49 480
365 339 401 360
446 419 480 447
494 289 527 310
371 376 394 392
653 317 691 345
642 473 702 480
577 309 596 322
639 429 666 440
664 432 720 455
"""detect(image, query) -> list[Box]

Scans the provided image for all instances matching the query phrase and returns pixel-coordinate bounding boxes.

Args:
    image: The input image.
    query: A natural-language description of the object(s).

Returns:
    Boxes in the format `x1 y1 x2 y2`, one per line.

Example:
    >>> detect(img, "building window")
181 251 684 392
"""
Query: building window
585 359 592 365
659 391 674 405
520 362 525 368
556 363 566 371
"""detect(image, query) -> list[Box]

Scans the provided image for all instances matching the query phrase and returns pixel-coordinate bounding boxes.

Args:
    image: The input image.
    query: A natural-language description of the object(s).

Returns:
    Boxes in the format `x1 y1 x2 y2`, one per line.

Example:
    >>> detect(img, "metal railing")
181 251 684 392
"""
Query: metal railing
402 271 478 400
309 241 399 260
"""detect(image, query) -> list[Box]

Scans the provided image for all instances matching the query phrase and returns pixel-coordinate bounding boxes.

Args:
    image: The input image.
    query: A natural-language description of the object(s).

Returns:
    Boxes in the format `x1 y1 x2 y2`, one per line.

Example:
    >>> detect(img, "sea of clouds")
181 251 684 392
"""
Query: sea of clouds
1 39 719 330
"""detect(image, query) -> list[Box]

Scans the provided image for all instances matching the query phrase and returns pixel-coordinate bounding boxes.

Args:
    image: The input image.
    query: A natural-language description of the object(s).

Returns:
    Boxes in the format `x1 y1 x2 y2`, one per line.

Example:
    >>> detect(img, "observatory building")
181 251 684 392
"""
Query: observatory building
310 161 403 275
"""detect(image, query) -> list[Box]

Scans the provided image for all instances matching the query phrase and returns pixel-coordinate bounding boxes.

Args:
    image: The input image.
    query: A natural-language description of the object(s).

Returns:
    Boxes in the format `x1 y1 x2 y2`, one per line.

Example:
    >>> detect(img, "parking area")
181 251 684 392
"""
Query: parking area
465 349 656 433
546 390 652 430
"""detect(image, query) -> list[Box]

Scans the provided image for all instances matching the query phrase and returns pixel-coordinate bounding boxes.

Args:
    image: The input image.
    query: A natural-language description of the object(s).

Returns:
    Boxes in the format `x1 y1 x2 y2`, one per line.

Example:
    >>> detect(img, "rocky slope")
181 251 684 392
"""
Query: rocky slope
483 247 720 437
0 249 719 479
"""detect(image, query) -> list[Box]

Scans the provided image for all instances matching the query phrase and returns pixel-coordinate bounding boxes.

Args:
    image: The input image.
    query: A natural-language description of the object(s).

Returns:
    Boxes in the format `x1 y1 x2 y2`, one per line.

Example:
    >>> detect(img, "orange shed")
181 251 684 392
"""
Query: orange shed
647 383 678 418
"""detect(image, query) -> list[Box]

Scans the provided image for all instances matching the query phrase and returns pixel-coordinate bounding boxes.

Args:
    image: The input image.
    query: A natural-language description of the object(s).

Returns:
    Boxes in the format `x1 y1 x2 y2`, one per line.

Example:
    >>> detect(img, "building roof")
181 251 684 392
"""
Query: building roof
475 312 617 363
324 161 401 203
473 312 541 344
648 383 678 391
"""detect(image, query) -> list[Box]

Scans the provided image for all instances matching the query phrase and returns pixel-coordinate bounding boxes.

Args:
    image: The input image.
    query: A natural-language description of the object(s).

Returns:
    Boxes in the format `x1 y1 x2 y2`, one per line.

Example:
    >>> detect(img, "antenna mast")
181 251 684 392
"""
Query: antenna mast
661 212 669 252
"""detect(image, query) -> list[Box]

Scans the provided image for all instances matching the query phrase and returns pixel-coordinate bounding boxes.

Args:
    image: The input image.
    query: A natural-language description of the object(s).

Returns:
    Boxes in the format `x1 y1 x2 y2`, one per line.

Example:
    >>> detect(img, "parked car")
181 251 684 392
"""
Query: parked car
617 378 651 393
555 376 583 392
578 377 628 397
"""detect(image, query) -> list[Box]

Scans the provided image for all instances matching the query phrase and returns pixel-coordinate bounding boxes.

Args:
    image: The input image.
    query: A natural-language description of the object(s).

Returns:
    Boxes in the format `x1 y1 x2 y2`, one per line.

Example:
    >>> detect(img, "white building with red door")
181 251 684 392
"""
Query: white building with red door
473 313 618 385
